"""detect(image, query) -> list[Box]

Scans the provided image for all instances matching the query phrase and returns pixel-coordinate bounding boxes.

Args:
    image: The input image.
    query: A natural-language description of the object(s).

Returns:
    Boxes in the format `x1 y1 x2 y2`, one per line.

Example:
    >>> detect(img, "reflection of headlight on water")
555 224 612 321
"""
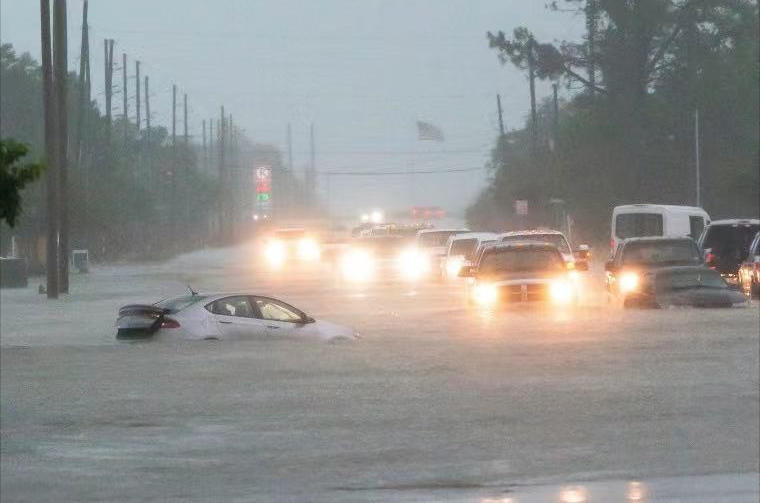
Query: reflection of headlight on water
550 280 575 304
559 486 588 503
341 250 375 281
626 481 647 502
446 256 465 277
265 241 286 267
620 272 639 293
473 283 498 306
398 249 430 280
297 238 321 261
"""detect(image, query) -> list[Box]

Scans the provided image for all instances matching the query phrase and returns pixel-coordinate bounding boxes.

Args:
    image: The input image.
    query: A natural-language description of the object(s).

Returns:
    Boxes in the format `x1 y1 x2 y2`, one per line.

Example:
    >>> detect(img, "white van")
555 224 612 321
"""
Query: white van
611 204 710 256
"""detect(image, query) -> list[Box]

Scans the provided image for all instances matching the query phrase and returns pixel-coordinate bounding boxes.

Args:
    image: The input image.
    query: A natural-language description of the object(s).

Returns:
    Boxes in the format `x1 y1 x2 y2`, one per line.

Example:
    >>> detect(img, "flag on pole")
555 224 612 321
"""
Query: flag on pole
417 120 445 142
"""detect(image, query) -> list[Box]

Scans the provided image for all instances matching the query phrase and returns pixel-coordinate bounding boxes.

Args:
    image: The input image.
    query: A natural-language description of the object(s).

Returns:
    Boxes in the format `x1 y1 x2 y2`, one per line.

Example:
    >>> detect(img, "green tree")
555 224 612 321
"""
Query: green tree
0 139 43 227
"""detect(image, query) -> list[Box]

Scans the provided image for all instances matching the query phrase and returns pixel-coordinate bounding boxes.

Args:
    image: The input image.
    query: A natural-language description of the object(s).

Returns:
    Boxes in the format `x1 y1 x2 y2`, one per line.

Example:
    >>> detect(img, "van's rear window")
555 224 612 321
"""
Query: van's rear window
616 213 663 239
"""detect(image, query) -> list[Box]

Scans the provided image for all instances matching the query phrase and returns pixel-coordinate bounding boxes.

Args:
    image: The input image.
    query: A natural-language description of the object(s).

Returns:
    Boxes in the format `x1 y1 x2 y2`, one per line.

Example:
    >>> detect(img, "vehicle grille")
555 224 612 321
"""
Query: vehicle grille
499 284 550 302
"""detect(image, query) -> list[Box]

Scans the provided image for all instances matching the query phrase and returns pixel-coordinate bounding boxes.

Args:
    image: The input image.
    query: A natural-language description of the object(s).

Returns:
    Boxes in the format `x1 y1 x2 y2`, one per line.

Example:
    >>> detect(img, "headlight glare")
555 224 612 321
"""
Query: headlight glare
619 272 639 293
550 280 574 304
473 283 498 306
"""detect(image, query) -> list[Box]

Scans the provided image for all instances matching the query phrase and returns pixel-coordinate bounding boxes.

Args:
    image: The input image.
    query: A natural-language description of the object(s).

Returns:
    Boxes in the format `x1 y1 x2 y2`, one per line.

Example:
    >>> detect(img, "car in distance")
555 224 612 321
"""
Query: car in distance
263 228 321 268
739 231 760 298
459 242 579 307
116 292 358 342
500 230 589 270
620 266 747 308
605 237 704 307
698 219 760 288
441 232 498 278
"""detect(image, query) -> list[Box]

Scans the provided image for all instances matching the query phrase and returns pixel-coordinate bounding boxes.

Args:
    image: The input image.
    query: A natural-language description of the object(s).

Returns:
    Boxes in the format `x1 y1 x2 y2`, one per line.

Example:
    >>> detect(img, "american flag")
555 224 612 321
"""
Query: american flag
417 120 444 142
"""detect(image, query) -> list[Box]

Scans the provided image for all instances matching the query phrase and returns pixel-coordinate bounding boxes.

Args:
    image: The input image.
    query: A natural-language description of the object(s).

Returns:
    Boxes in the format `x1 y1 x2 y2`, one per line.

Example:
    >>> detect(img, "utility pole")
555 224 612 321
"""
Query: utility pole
695 108 701 207
41 0 59 299
183 94 188 144
585 0 598 94
552 83 559 143
209 118 214 165
144 76 150 139
496 94 505 137
104 39 114 146
219 106 227 241
171 84 177 145
54 0 69 293
135 61 140 132
527 36 538 156
122 53 128 147
202 119 207 169
74 0 89 167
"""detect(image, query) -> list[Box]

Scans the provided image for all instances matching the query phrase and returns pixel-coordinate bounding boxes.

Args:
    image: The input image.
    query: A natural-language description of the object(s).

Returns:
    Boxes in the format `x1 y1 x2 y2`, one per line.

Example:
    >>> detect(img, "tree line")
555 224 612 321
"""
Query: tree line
467 0 759 244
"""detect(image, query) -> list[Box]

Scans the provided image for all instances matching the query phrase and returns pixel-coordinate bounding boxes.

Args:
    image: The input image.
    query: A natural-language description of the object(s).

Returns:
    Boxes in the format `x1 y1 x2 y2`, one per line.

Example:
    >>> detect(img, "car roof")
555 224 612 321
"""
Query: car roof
500 229 566 237
483 241 561 252
417 228 469 235
706 219 760 226
622 236 696 244
449 232 497 241
613 204 708 213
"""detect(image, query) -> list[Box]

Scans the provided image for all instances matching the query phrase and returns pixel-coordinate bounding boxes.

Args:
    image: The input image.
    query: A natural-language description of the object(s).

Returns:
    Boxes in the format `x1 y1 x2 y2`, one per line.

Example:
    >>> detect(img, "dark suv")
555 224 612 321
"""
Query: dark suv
698 219 760 287
605 237 703 306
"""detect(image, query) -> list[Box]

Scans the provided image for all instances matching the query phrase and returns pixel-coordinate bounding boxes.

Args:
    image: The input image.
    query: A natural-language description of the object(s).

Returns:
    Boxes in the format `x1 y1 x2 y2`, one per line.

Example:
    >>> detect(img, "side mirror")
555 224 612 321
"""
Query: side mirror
604 261 616 272
301 314 316 324
458 266 475 278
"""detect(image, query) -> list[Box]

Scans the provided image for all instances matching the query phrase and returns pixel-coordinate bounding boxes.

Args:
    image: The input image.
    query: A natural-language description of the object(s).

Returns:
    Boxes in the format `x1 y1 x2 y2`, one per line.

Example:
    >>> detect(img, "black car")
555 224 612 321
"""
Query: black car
605 237 703 306
622 266 747 308
698 219 760 287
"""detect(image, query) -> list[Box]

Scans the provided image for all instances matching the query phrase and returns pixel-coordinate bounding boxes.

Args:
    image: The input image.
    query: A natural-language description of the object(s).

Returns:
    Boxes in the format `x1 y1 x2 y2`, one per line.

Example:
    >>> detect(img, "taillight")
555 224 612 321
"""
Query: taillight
610 238 615 254
160 318 180 329
705 252 716 268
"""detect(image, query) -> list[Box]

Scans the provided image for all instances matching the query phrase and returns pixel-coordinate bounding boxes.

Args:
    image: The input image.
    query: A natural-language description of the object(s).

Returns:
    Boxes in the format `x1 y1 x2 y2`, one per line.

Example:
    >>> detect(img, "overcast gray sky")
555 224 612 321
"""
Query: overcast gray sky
1 0 584 217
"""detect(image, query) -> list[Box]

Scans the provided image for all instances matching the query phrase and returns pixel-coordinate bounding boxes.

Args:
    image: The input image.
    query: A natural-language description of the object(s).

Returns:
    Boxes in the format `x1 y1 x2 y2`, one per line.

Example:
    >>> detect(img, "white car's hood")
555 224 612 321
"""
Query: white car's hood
308 319 359 342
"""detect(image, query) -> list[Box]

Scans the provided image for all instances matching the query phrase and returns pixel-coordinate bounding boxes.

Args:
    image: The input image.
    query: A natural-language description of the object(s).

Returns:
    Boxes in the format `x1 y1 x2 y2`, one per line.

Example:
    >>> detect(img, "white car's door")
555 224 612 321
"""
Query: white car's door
252 297 307 337
206 296 268 340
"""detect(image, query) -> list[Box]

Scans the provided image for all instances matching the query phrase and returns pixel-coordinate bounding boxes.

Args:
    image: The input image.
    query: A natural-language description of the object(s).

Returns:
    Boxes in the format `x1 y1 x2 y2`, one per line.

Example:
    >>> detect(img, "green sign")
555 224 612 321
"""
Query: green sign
257 193 270 202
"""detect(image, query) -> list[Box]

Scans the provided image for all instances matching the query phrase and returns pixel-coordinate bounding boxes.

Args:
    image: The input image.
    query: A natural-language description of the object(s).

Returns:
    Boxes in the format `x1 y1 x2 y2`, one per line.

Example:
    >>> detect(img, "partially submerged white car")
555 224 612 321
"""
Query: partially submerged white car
116 292 358 342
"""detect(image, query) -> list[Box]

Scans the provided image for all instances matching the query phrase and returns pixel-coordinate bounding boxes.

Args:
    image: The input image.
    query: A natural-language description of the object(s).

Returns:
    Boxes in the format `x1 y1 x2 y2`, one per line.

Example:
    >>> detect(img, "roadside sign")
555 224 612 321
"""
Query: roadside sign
515 200 528 216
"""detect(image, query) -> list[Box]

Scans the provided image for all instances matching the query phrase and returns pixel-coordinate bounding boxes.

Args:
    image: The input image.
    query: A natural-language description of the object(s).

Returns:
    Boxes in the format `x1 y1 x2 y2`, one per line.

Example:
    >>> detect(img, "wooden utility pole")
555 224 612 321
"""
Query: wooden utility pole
122 53 128 147
183 94 188 144
54 0 69 293
75 0 89 167
104 39 114 145
41 0 59 298
202 119 207 168
171 84 177 145
144 76 150 138
209 118 214 164
135 61 140 132
219 106 226 240
527 36 538 156
496 94 505 137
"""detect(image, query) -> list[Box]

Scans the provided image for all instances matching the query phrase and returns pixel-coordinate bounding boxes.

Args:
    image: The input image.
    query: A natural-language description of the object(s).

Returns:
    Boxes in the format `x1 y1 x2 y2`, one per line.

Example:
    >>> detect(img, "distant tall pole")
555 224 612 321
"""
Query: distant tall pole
552 83 559 142
122 53 128 147
219 106 226 240
695 108 701 207
209 118 214 162
54 0 69 293
135 61 140 132
171 84 177 145
528 36 538 156
41 0 59 299
183 93 188 144
496 94 505 137
202 119 207 168
144 76 150 138
74 0 89 166
104 39 114 146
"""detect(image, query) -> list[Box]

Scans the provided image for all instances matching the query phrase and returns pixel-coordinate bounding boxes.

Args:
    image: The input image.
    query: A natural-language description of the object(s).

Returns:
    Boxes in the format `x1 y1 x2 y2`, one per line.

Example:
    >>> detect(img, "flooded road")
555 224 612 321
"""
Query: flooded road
2 242 758 502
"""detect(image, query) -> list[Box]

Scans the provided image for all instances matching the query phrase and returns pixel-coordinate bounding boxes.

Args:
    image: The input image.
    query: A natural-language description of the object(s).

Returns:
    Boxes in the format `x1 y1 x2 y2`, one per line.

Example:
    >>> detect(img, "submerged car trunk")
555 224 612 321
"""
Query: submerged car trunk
116 304 166 339
656 288 747 308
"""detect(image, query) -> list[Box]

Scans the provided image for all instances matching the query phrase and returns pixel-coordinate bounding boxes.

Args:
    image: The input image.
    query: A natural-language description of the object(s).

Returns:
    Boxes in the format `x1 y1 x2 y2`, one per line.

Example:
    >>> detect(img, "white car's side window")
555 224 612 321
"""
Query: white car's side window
206 296 256 318
254 298 302 323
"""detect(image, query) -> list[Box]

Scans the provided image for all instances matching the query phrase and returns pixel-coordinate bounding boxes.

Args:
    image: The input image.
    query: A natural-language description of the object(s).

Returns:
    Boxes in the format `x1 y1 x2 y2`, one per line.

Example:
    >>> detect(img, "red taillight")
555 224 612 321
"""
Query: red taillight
705 252 716 268
160 318 180 329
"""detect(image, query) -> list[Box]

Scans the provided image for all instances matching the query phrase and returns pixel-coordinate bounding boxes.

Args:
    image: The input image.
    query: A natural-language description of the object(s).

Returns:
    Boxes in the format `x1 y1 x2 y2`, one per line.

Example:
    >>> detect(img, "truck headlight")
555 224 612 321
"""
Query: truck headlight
619 272 639 293
446 256 465 277
550 280 575 304
473 283 498 306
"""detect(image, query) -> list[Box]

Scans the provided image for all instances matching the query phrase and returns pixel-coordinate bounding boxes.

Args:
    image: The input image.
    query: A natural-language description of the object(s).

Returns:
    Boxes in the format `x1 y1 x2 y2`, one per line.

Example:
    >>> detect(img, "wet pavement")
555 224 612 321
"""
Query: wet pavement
1 242 758 502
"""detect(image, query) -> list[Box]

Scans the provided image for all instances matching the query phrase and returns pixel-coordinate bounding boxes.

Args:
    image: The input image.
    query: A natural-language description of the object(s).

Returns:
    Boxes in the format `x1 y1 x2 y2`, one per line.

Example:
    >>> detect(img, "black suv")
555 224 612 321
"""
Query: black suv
698 219 760 287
